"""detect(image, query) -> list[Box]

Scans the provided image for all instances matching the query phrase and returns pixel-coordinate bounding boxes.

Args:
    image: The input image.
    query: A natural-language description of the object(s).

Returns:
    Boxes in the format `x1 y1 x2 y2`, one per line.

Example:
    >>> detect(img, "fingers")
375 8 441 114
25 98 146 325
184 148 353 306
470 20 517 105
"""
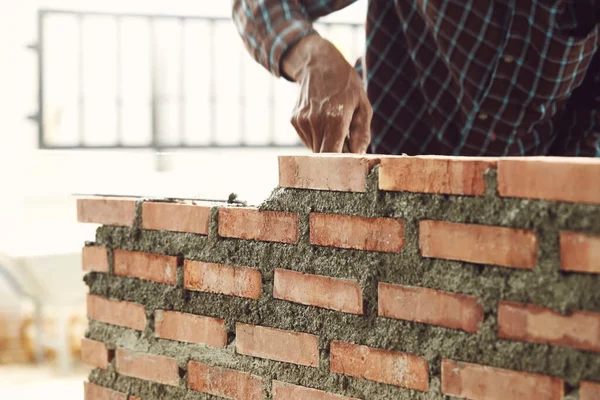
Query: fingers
291 110 313 151
348 96 373 154
320 111 351 153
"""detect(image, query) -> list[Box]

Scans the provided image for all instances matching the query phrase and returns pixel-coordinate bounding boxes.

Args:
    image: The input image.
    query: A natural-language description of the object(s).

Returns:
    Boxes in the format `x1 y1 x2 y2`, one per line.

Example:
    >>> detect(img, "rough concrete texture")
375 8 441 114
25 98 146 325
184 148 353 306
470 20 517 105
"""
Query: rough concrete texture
85 167 600 399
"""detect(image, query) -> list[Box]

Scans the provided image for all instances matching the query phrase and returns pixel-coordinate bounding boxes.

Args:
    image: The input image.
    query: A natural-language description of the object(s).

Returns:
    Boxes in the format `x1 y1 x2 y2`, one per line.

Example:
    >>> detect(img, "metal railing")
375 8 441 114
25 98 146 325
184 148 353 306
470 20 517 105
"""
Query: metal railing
28 9 364 150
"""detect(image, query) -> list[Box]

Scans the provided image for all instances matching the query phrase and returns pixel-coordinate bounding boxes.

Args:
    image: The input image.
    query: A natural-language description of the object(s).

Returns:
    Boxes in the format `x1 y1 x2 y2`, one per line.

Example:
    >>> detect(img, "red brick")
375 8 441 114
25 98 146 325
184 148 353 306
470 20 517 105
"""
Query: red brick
77 197 137 226
235 323 319 367
329 341 428 391
272 380 359 400
419 220 538 269
81 338 111 369
142 201 212 235
113 250 178 285
498 157 600 204
274 269 363 314
115 348 179 386
155 310 227 348
441 359 564 400
87 294 147 331
184 260 261 299
498 301 600 353
560 231 600 274
580 381 600 400
82 246 109 273
218 207 298 244
310 213 405 253
278 154 381 193
379 156 496 195
378 283 484 333
84 382 127 400
187 361 263 400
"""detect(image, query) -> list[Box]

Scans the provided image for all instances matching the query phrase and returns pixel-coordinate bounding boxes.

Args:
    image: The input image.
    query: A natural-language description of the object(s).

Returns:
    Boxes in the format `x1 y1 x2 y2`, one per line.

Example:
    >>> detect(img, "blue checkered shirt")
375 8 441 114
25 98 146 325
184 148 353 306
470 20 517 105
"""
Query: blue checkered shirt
233 0 600 156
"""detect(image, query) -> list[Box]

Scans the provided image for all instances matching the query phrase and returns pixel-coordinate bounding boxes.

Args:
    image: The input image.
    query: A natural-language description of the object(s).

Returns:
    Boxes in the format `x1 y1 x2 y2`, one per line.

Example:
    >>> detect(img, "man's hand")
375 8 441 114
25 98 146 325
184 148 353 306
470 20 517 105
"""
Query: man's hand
282 34 372 153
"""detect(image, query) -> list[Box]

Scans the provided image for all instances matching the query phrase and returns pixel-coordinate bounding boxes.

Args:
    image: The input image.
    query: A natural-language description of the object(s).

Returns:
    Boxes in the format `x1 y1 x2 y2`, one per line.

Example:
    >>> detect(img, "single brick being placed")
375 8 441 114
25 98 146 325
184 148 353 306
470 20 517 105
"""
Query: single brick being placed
274 269 363 314
441 359 564 400
82 246 109 273
187 361 263 400
272 380 359 400
560 231 600 274
184 260 262 299
142 201 212 235
497 157 600 204
310 213 405 253
154 310 227 348
115 348 180 387
87 294 147 331
580 381 600 400
379 156 496 195
419 220 538 269
77 197 137 226
378 283 484 333
235 323 319 367
84 382 128 400
278 154 381 192
498 301 600 353
81 338 111 369
218 207 298 244
113 249 178 285
329 341 429 392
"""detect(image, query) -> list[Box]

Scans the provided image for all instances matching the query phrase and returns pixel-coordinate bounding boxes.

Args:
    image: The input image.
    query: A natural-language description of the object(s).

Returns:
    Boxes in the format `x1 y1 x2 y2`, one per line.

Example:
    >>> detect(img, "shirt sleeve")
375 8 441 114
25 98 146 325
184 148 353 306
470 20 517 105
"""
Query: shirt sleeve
232 0 360 78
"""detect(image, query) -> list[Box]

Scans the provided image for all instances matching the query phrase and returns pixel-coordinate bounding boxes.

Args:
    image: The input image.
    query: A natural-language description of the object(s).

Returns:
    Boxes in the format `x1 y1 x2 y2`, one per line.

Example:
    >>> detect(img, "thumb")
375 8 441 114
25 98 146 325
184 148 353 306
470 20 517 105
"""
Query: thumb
348 100 373 154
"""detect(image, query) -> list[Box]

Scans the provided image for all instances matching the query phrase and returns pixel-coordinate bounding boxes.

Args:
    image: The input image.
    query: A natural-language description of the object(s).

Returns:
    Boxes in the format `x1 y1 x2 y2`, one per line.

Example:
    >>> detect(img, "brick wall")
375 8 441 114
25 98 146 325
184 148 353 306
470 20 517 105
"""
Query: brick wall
78 155 600 400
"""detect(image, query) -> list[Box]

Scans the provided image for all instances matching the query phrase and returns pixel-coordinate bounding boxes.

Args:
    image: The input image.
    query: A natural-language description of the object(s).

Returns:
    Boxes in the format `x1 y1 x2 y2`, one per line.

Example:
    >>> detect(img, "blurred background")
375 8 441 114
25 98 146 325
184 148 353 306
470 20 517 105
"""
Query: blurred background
0 0 366 398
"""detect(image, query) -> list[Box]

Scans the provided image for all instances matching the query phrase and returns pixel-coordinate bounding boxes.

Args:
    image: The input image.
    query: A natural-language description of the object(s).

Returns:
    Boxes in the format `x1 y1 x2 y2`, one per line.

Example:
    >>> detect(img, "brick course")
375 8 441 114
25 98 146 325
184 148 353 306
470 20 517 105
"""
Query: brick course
560 231 600 274
498 301 600 353
310 213 405 253
419 220 538 269
235 323 319 367
498 157 600 204
184 260 262 299
187 361 263 399
84 382 128 400
272 381 359 400
274 269 363 314
142 201 212 234
115 349 179 387
82 246 109 273
113 249 178 285
378 283 484 333
330 341 429 391
86 295 146 331
77 197 137 226
441 359 564 400
154 310 227 348
218 207 298 244
81 338 111 369
580 381 600 400
379 156 496 195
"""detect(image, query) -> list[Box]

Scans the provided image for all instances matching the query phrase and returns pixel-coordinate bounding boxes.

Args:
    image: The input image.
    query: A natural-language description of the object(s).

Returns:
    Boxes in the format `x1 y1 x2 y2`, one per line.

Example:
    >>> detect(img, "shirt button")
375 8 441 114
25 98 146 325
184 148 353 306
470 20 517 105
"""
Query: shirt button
478 112 489 120
503 55 515 63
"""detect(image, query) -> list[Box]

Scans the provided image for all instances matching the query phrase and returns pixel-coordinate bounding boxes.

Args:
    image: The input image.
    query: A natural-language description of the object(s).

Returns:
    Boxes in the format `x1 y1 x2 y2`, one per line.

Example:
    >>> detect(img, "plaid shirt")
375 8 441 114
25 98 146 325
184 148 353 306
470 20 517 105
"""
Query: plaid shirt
233 0 600 156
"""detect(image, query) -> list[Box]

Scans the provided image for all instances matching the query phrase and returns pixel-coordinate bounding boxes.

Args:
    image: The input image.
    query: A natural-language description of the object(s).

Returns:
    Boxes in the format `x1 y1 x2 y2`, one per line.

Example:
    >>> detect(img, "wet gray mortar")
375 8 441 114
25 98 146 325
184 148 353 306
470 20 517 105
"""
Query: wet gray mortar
85 166 600 399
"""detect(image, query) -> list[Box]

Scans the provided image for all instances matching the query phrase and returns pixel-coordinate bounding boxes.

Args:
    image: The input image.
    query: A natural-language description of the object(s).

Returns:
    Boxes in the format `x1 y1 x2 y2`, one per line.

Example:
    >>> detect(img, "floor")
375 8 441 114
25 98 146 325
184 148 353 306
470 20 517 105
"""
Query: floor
0 363 91 399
